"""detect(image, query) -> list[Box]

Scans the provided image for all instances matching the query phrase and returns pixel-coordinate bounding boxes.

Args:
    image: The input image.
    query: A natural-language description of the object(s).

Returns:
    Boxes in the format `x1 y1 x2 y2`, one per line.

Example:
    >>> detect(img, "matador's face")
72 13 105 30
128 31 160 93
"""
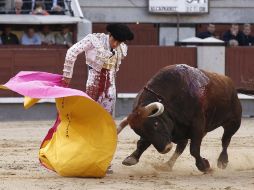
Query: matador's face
109 35 121 49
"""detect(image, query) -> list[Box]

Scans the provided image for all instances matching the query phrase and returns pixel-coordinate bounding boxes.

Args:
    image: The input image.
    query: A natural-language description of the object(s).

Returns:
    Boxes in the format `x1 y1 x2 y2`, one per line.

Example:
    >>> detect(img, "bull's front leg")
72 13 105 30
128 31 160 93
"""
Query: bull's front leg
190 134 211 173
122 137 151 166
167 139 188 170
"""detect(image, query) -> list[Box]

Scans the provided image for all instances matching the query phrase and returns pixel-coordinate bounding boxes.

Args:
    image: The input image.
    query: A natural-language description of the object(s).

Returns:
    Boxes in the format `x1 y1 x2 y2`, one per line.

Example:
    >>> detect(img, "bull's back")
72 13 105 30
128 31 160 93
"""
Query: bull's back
134 65 241 128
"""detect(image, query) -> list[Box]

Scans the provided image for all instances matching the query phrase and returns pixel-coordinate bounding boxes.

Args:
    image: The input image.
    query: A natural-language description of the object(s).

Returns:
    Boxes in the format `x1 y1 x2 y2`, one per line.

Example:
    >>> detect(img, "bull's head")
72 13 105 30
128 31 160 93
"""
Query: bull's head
118 102 173 154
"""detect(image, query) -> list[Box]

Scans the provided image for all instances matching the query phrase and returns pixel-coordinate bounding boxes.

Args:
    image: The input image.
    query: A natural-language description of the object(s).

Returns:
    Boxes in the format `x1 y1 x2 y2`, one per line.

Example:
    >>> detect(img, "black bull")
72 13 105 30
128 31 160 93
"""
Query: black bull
117 64 242 173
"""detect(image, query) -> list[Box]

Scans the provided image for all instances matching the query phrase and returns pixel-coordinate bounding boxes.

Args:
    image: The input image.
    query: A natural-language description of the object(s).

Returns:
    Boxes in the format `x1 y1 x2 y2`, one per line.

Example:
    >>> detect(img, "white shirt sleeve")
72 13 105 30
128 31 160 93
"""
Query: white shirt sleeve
63 36 92 78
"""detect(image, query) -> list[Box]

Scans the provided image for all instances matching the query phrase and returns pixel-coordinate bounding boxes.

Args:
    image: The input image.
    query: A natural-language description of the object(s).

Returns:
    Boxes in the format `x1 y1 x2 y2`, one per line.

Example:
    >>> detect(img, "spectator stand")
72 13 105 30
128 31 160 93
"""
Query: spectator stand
0 0 91 41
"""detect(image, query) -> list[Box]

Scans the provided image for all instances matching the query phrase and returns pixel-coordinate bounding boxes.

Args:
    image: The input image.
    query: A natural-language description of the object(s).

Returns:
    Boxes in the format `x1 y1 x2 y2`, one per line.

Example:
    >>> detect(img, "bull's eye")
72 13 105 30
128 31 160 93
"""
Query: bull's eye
154 121 159 129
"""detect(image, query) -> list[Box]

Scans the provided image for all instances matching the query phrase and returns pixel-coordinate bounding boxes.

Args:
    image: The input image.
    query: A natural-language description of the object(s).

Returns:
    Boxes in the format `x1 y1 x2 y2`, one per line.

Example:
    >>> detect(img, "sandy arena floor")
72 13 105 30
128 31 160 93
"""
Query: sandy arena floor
0 118 254 190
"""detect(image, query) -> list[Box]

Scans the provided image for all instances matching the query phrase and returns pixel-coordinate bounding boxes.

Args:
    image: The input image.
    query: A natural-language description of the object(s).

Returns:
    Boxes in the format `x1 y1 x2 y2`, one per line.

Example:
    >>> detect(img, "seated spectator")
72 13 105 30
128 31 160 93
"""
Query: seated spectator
23 0 46 14
222 24 244 46
242 23 254 46
55 25 73 47
8 0 28 14
1 25 19 44
19 0 65 15
39 25 55 45
197 24 216 39
32 1 49 15
45 0 65 15
21 26 41 45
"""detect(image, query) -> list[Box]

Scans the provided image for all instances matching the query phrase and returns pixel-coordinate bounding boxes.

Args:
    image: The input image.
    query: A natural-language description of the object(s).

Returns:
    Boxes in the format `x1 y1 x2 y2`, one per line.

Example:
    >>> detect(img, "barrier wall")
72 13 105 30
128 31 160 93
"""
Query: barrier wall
226 47 254 91
1 45 254 96
0 46 196 95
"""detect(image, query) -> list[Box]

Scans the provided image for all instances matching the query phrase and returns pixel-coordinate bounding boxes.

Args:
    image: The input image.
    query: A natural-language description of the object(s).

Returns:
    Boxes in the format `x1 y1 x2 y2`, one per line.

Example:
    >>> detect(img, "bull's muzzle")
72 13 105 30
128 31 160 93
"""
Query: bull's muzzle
159 143 173 154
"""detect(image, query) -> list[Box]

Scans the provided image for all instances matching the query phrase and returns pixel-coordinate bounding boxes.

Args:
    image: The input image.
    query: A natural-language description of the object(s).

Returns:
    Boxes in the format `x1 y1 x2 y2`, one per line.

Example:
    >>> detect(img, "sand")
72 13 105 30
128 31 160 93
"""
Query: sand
0 118 254 190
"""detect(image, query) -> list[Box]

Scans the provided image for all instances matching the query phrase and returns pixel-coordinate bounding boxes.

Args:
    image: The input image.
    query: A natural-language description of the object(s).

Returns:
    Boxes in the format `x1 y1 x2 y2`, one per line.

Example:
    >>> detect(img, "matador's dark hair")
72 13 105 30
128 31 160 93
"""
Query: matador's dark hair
106 23 134 42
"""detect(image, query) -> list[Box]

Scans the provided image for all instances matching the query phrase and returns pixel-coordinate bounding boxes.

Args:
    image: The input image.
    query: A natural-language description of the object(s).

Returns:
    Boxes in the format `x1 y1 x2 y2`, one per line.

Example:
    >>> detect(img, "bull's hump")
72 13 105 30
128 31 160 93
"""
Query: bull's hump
175 64 209 97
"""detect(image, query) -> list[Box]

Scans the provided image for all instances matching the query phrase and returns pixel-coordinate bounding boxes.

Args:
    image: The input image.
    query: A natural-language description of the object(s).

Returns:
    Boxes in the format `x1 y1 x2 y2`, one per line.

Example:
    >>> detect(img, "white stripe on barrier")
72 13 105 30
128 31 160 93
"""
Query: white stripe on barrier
0 97 55 103
117 93 137 98
238 93 254 100
0 93 253 103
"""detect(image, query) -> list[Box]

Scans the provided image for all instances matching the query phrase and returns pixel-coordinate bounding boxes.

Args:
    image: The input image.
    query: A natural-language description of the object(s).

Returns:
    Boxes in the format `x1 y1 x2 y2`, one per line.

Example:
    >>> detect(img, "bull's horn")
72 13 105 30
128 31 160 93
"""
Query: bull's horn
144 102 164 117
117 117 128 134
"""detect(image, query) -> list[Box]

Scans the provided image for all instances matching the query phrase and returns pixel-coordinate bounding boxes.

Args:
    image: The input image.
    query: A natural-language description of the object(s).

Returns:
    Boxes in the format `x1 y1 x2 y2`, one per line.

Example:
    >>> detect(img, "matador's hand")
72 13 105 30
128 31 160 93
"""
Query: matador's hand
61 77 71 87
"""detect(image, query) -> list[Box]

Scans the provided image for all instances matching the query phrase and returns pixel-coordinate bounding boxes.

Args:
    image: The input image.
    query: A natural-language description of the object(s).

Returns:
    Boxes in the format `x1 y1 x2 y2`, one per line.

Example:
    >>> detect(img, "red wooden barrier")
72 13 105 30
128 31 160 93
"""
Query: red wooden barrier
0 45 197 96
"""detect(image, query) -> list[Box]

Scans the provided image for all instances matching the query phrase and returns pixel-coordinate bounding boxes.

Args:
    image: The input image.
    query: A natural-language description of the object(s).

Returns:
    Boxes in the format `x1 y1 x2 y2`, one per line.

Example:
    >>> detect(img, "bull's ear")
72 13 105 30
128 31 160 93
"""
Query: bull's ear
127 112 140 129
127 114 134 124
135 107 142 116
137 110 143 117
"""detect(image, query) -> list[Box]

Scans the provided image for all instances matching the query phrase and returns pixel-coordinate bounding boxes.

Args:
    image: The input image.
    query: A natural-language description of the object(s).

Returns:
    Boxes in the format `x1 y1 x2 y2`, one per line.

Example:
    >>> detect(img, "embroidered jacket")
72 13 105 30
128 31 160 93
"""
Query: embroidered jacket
63 33 127 78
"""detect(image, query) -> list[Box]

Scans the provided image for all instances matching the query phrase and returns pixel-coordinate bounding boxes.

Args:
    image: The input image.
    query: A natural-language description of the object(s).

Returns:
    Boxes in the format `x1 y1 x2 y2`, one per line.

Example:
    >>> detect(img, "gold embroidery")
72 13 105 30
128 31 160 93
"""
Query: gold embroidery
102 54 117 70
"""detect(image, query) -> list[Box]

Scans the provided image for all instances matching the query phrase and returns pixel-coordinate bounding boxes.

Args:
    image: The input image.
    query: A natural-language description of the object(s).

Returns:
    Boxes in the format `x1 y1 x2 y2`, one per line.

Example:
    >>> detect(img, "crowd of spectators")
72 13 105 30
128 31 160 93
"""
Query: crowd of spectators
197 23 254 46
1 0 65 15
0 0 73 47
0 25 73 47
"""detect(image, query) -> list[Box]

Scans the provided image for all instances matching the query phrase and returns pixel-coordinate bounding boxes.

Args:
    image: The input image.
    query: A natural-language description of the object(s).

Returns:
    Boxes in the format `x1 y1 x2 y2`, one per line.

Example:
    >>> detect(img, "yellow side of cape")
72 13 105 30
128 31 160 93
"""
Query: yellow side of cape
0 85 117 177
39 96 117 177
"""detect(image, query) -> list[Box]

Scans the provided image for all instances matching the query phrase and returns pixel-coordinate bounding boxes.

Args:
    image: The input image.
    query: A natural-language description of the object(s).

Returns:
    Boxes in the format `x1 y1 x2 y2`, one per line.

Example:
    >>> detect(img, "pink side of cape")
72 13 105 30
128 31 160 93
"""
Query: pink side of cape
2 71 91 99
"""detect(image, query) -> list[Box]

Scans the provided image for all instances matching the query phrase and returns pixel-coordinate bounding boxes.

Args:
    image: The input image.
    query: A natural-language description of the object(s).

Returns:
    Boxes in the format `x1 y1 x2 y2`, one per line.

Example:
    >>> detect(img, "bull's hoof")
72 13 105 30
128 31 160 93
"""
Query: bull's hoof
106 165 113 174
196 158 210 173
217 160 228 169
122 156 139 166
166 161 174 171
217 152 228 169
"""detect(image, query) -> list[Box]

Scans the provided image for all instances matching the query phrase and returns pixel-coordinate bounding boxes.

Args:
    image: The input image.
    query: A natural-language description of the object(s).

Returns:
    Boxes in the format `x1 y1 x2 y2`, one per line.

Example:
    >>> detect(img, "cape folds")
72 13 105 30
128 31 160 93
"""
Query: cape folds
0 71 117 177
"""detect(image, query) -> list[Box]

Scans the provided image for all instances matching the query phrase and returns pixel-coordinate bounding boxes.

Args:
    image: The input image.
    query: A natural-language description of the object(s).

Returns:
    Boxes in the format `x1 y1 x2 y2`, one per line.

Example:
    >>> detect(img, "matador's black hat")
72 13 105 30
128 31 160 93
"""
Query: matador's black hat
106 23 134 42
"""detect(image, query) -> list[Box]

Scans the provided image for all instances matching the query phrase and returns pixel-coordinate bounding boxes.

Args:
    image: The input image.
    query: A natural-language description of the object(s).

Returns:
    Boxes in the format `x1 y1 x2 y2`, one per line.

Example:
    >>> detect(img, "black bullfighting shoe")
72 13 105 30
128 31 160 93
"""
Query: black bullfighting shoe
106 165 113 174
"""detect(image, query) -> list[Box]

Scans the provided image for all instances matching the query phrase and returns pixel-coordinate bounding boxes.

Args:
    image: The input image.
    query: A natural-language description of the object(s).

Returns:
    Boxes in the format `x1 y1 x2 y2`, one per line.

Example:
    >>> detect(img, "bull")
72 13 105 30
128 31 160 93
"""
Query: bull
117 64 242 173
